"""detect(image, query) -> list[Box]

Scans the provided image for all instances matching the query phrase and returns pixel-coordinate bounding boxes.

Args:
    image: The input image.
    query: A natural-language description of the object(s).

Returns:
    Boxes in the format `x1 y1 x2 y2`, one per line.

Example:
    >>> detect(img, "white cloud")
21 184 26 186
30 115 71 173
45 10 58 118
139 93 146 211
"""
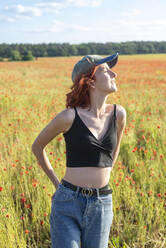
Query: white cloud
36 2 63 8
122 9 141 17
22 18 166 39
0 15 16 22
35 1 64 14
87 19 166 41
66 0 104 7
50 20 66 32
4 4 42 17
72 25 92 31
14 14 32 21
3 0 104 22
26 20 66 33
25 22 93 33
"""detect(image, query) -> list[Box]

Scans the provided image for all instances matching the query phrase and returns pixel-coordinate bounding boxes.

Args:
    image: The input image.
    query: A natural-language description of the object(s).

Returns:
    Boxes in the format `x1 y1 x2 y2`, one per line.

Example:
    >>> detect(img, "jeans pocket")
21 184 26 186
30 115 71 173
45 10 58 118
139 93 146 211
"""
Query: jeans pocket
98 194 113 205
52 185 75 203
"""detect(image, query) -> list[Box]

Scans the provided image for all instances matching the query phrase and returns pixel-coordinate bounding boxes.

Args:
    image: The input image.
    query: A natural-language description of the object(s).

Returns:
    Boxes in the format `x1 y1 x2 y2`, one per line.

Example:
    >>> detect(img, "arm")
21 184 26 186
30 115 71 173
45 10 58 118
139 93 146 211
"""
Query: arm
111 105 127 169
32 108 72 189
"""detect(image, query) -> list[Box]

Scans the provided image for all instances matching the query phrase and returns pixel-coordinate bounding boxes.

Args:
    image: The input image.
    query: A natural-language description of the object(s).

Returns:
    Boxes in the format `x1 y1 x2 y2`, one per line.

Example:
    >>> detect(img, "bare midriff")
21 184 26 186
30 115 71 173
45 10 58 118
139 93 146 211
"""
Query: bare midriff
62 166 113 188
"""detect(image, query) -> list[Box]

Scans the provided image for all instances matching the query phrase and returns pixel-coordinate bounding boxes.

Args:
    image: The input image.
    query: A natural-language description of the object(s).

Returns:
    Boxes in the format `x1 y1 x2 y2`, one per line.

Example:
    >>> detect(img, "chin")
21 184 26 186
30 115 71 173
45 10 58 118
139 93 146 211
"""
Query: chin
110 86 117 92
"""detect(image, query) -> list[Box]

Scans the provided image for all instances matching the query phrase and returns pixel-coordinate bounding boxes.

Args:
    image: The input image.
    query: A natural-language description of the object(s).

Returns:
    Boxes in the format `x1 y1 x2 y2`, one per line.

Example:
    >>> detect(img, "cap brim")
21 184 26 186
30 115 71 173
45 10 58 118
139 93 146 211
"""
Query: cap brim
95 52 119 68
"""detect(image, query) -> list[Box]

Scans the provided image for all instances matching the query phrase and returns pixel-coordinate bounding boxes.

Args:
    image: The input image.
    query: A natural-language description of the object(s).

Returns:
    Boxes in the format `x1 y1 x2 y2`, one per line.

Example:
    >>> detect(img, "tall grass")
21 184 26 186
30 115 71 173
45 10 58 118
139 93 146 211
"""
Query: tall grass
0 55 166 248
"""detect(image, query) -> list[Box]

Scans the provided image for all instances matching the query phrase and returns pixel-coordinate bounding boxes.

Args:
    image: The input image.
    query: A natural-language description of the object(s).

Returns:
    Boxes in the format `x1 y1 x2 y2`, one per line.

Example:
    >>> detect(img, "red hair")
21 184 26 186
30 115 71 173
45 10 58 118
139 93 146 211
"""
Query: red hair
65 65 99 109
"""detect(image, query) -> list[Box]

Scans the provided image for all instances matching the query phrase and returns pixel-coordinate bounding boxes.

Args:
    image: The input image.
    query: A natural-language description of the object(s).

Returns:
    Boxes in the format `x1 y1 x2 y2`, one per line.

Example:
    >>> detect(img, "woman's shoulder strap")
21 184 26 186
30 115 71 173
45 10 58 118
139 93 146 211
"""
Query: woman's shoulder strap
113 104 116 118
73 106 78 116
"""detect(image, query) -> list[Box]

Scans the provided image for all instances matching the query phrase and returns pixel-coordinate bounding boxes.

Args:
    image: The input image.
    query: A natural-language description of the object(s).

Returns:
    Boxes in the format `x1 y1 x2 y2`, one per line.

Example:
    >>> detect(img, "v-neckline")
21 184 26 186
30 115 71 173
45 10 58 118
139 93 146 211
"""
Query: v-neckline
75 105 115 143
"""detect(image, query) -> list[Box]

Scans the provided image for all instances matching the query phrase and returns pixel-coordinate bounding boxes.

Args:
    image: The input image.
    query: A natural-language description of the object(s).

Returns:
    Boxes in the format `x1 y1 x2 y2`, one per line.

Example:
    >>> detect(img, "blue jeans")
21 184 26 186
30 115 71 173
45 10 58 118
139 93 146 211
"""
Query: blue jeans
50 180 114 248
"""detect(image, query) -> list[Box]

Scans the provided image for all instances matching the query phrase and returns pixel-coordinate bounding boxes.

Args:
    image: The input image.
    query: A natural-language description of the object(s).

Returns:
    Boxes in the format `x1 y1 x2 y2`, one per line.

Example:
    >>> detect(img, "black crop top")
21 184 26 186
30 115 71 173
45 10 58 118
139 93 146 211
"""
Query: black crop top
63 104 117 168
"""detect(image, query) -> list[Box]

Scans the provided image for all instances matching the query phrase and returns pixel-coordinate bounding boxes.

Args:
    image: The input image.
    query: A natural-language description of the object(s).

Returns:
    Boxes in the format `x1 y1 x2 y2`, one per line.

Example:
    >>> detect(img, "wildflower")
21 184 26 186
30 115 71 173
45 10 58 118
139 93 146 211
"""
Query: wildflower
148 191 152 196
10 186 14 191
21 197 26 204
25 229 29 234
153 150 157 156
132 147 137 152
0 187 3 192
26 204 31 209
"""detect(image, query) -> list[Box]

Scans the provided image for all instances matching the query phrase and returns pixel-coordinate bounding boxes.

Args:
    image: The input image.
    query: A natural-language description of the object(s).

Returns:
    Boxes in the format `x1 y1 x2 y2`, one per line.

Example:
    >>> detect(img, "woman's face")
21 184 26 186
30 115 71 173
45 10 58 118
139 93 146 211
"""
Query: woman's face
92 63 117 93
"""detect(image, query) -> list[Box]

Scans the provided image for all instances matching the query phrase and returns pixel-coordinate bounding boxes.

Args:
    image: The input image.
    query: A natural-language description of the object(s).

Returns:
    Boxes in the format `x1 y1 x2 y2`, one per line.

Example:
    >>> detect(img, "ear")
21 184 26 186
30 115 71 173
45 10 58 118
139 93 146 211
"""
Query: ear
89 82 95 88
89 78 95 88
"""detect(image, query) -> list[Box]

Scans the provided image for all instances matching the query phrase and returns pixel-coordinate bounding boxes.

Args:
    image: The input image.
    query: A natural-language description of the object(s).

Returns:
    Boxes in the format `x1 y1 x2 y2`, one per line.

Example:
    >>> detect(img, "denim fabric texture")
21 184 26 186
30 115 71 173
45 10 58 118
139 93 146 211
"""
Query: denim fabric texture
50 181 114 248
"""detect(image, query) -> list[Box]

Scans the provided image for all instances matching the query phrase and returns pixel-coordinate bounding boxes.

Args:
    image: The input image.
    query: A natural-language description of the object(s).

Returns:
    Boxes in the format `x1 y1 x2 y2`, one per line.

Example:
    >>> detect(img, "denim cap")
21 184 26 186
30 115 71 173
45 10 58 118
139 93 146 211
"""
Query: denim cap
72 52 118 83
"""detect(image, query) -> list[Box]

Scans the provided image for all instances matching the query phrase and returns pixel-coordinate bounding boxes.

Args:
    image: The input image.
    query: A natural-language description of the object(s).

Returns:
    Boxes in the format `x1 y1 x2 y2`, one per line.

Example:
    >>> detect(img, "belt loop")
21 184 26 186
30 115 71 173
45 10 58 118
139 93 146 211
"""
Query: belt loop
75 186 80 198
96 188 100 199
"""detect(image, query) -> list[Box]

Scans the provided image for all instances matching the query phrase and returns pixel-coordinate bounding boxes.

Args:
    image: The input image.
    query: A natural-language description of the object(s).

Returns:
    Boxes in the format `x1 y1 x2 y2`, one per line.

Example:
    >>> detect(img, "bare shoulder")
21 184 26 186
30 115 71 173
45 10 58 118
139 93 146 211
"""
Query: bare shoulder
32 107 75 150
116 104 127 128
57 107 76 132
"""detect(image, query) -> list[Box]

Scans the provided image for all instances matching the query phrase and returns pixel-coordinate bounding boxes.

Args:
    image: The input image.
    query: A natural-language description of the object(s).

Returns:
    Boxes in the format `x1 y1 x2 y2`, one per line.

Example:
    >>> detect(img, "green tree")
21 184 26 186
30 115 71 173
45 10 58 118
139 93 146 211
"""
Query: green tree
22 50 34 61
10 50 22 61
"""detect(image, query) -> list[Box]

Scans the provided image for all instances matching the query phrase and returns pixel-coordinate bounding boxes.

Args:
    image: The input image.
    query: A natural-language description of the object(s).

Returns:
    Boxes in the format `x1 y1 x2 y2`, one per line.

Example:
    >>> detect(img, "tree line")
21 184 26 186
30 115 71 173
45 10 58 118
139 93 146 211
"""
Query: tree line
0 41 165 61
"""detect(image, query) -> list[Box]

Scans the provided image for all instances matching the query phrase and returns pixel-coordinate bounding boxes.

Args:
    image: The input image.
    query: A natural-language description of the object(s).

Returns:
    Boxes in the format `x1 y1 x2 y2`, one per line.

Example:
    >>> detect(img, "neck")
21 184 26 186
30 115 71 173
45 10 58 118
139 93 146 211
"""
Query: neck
88 92 109 119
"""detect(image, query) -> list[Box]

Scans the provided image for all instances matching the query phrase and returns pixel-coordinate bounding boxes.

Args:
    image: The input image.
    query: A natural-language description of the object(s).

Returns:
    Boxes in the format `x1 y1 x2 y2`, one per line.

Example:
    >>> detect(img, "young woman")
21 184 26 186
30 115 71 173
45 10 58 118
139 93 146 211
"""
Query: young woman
32 52 126 248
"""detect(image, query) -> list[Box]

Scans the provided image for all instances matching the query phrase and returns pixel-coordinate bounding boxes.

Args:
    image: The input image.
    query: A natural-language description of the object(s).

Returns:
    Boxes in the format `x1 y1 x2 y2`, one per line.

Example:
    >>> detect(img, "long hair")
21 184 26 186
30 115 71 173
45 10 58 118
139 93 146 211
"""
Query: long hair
65 65 99 109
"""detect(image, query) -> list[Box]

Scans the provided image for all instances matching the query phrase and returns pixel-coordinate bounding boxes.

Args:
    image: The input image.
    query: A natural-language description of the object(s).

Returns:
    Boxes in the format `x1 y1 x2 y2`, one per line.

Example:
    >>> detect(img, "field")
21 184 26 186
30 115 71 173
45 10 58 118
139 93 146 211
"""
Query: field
0 54 166 248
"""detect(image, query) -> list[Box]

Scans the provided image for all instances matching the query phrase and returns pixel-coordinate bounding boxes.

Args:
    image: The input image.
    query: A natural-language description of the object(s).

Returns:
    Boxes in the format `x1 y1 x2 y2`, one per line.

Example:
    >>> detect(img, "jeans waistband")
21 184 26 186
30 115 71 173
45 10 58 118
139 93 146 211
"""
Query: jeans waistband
60 179 113 197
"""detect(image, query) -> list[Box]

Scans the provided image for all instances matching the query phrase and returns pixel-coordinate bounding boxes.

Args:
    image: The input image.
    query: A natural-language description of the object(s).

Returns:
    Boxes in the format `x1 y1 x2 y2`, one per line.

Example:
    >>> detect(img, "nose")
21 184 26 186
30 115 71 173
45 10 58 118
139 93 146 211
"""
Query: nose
110 70 117 78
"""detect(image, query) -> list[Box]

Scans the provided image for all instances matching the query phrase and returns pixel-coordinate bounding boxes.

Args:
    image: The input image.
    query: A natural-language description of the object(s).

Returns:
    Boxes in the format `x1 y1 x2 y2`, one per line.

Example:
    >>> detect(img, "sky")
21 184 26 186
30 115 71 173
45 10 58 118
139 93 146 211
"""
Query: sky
0 0 166 44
